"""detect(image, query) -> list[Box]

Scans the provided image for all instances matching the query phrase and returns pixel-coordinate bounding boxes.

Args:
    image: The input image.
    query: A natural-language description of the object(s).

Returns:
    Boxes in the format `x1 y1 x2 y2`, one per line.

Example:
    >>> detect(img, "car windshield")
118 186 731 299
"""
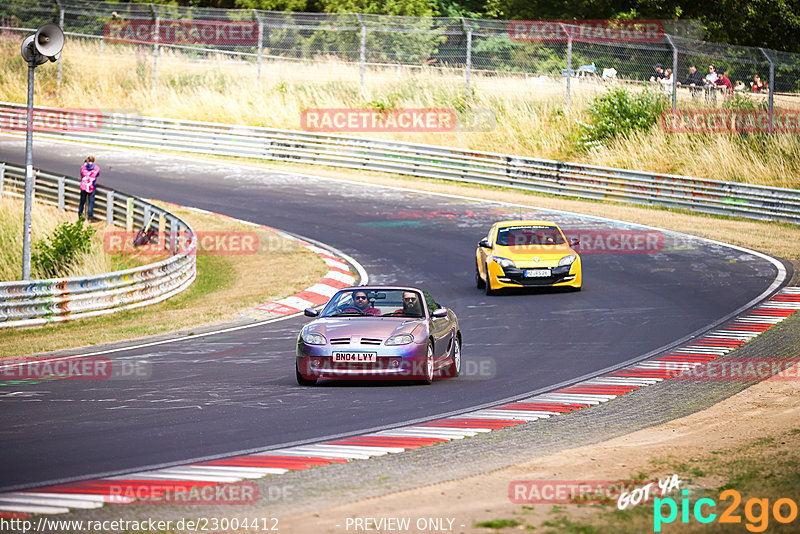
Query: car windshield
320 289 425 318
496 225 565 247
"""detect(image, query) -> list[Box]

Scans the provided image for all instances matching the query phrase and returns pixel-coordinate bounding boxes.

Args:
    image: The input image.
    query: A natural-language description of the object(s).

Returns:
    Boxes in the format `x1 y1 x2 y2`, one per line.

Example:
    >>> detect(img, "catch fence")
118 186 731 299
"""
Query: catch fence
1 1 798 111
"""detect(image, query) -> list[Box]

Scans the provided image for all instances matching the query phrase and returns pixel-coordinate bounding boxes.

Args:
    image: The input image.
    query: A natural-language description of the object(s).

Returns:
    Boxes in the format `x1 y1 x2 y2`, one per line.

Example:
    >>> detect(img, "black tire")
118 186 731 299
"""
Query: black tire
420 342 434 385
447 335 462 378
475 261 486 289
485 265 498 296
296 364 317 386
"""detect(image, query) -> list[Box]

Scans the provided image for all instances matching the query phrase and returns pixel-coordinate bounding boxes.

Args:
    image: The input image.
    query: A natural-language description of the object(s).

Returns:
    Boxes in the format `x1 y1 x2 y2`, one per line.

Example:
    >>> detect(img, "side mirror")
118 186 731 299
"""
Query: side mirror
432 308 448 318
569 237 580 248
304 308 319 318
478 238 492 249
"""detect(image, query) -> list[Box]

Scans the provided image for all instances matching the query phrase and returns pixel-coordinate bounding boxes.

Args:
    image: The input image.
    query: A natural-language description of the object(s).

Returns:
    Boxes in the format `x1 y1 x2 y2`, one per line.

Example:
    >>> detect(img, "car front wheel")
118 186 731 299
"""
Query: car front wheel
447 336 462 377
475 260 486 289
296 364 317 386
485 264 498 296
420 342 434 385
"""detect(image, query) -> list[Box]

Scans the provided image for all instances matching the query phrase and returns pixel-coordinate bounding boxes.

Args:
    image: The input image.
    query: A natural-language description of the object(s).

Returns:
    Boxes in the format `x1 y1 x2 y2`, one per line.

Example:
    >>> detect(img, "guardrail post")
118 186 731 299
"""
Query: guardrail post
461 18 472 102
0 163 4 198
169 216 177 253
143 205 151 231
255 10 263 86
356 13 366 94
126 197 134 232
150 4 160 92
665 34 678 111
106 190 114 226
57 176 64 211
759 47 775 134
158 212 166 250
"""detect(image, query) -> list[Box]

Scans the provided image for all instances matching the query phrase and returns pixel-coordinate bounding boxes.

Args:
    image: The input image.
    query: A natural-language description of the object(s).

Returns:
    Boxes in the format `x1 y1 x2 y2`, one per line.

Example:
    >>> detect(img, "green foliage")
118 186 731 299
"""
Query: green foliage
577 88 669 149
722 92 768 111
474 518 522 528
32 219 95 279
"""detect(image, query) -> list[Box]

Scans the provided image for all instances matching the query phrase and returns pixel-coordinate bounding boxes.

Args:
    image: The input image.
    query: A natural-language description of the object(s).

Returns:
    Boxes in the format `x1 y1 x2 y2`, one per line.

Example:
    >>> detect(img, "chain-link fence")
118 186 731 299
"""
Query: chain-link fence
2 0 799 115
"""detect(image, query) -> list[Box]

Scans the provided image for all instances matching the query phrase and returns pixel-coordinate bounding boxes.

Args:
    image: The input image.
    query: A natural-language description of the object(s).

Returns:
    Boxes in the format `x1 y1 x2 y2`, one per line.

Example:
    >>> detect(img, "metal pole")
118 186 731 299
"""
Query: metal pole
356 13 365 94
255 10 263 86
56 2 64 91
22 61 35 280
563 23 572 112
151 4 159 92
665 34 678 111
462 18 472 101
759 48 775 134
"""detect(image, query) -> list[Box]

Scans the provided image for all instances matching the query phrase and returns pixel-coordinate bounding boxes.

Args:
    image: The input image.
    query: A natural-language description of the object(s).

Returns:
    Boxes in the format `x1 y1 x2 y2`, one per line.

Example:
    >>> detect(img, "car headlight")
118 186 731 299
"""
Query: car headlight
301 332 327 345
493 256 516 269
558 254 577 267
385 333 414 346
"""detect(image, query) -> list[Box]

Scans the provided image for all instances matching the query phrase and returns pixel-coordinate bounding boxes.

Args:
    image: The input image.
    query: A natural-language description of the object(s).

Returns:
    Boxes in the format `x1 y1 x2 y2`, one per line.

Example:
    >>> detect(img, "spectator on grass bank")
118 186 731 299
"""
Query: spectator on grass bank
659 68 674 95
649 63 664 82
715 70 733 96
78 156 100 222
678 64 704 99
734 80 747 91
750 74 767 92
704 64 718 87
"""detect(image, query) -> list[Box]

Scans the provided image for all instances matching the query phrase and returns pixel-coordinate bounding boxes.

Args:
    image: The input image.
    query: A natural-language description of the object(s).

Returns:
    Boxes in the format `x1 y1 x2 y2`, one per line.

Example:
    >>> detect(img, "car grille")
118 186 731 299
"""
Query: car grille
361 337 382 345
330 337 350 345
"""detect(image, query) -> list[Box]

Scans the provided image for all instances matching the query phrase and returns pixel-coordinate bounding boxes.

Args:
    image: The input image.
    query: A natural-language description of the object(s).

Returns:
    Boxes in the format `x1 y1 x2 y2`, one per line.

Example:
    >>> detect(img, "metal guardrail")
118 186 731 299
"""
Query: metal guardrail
1 102 799 224
0 161 196 328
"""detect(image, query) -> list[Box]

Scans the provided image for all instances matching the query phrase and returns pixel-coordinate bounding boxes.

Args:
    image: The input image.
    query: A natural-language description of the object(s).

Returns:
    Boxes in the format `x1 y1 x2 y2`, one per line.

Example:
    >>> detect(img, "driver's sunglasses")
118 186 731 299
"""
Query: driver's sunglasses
403 297 417 302
354 296 368 300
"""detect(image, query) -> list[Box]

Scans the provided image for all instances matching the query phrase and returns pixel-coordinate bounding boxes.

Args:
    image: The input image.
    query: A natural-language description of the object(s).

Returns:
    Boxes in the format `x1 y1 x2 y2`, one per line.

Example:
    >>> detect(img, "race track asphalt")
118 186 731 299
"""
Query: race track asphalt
0 138 784 490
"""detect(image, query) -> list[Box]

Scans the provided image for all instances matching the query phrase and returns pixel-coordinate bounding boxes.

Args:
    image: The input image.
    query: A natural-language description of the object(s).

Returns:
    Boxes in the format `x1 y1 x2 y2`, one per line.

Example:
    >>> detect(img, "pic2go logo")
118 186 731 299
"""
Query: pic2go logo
654 489 799 532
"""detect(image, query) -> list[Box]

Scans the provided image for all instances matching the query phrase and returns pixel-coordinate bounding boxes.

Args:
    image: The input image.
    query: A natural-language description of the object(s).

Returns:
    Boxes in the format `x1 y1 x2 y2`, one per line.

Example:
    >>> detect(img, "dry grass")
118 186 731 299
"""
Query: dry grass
0 197 154 280
1 35 798 189
0 202 328 358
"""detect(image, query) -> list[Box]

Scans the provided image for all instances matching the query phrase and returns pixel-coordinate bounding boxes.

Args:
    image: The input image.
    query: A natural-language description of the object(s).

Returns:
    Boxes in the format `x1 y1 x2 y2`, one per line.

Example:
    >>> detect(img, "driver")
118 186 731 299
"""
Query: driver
350 290 380 315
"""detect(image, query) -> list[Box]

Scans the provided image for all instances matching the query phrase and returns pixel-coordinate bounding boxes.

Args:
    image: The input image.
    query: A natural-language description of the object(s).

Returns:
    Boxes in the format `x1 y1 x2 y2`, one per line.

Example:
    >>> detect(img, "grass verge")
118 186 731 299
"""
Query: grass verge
515 428 800 533
0 202 328 358
0 197 154 280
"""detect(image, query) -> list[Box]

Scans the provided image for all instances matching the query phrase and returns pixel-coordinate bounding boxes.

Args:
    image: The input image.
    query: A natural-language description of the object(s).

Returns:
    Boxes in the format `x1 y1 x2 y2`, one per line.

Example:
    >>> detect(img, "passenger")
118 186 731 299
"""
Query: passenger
394 292 423 317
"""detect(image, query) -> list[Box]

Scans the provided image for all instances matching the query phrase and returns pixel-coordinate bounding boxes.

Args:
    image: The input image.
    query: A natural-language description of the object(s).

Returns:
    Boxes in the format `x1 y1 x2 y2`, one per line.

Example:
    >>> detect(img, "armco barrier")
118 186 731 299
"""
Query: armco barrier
0 161 196 328
1 103 798 224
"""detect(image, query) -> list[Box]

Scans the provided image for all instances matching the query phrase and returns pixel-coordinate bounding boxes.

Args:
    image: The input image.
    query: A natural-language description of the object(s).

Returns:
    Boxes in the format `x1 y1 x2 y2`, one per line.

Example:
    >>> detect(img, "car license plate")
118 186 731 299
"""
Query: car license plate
524 269 551 278
332 351 377 362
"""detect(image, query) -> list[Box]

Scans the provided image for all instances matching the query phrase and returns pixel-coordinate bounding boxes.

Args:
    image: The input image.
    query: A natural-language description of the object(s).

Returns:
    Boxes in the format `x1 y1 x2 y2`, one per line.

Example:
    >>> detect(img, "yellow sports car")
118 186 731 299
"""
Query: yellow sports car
475 220 582 295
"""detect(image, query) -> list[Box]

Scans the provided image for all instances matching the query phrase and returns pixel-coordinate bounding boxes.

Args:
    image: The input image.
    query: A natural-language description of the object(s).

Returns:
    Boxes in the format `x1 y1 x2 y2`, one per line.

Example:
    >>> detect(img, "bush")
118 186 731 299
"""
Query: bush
32 219 96 278
722 92 768 111
578 88 670 149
